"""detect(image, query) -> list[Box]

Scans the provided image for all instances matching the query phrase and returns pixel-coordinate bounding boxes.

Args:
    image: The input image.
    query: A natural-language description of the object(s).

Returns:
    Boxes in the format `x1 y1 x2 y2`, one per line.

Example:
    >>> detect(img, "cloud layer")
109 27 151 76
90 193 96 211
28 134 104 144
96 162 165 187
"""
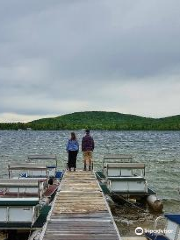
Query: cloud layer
0 0 180 122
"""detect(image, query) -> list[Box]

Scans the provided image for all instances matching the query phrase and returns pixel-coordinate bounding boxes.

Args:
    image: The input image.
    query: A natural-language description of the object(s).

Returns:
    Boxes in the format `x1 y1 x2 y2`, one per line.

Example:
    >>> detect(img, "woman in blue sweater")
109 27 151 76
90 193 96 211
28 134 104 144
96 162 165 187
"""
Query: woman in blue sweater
66 132 79 171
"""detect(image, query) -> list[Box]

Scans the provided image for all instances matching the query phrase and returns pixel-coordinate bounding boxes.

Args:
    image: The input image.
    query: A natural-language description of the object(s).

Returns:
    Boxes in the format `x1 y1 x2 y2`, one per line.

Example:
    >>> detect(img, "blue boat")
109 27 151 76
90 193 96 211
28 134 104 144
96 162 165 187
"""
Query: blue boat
145 214 180 240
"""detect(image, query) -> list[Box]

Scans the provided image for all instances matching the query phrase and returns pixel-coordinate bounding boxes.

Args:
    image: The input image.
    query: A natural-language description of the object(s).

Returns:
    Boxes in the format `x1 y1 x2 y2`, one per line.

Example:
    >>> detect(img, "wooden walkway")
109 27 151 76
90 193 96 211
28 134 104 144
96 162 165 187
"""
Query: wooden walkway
40 170 121 240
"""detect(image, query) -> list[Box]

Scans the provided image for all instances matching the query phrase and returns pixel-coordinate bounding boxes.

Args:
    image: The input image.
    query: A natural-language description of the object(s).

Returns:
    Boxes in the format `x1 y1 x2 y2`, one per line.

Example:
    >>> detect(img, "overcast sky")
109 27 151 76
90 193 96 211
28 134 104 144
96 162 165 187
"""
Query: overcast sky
0 0 180 122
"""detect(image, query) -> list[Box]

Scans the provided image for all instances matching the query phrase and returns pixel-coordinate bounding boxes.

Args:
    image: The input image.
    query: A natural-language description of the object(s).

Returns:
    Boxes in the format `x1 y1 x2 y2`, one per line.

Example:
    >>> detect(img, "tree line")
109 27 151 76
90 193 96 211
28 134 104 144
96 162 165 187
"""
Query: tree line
0 111 180 130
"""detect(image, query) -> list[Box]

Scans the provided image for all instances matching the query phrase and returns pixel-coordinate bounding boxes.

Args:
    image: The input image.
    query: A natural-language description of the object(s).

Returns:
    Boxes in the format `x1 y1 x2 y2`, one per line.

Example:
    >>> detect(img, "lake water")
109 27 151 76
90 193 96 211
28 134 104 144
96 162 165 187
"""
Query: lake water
0 130 180 235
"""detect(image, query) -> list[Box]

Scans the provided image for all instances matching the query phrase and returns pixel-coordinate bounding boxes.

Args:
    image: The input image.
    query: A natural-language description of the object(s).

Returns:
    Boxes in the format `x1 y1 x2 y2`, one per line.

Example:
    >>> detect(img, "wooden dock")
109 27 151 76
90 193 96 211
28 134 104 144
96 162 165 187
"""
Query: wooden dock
40 170 121 240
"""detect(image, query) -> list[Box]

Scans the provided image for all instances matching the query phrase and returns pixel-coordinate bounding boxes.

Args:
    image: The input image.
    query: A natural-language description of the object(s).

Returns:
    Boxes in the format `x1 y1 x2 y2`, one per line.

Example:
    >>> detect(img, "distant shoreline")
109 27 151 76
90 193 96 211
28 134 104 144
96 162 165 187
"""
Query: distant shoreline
0 129 180 131
0 111 180 130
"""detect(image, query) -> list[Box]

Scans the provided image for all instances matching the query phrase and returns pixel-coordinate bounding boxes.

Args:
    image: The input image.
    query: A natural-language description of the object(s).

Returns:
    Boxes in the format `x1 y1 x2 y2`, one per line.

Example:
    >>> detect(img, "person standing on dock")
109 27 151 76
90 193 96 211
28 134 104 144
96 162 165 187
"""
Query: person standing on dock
82 129 94 171
66 132 79 171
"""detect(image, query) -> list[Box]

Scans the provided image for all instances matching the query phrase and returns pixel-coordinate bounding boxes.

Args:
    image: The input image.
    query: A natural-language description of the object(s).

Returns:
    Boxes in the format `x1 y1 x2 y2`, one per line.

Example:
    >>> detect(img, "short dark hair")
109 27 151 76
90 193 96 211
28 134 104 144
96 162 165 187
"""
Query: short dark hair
85 129 90 134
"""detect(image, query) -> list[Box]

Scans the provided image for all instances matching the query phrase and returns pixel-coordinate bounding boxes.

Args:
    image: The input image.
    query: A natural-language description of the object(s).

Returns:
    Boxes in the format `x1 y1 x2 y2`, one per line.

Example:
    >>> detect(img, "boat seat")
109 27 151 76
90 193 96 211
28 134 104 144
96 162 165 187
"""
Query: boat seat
55 171 63 179
46 165 56 168
27 175 47 178
0 192 39 198
0 189 6 196
145 232 170 240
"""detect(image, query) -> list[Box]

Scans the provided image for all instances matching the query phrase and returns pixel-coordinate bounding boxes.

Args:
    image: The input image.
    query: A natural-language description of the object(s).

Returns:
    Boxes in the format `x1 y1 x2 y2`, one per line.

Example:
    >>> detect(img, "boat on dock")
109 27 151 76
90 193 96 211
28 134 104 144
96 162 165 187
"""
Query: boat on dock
8 154 62 180
0 178 57 231
96 154 163 212
0 155 62 240
0 179 45 198
0 197 39 230
7 155 63 202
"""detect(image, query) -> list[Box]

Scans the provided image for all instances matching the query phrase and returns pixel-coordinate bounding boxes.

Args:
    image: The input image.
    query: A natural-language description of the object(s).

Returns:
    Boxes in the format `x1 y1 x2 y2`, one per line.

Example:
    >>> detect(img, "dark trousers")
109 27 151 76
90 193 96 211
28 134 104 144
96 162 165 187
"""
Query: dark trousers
68 151 78 169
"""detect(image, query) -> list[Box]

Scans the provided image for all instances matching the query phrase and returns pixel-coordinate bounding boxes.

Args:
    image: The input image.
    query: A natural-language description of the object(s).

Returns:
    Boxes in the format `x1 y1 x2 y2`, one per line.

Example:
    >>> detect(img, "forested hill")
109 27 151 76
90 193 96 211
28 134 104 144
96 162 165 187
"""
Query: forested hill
0 111 180 130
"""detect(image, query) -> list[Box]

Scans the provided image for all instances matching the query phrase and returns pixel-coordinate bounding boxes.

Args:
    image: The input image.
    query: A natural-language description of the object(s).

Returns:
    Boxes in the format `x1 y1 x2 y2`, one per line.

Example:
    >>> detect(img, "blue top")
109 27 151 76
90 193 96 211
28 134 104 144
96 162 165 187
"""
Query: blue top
66 139 79 151
164 214 180 225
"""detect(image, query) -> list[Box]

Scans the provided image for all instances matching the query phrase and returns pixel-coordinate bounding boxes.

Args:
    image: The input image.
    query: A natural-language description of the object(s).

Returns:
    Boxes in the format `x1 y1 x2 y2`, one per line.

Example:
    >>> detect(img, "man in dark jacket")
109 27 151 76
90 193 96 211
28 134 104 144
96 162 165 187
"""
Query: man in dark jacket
82 129 94 171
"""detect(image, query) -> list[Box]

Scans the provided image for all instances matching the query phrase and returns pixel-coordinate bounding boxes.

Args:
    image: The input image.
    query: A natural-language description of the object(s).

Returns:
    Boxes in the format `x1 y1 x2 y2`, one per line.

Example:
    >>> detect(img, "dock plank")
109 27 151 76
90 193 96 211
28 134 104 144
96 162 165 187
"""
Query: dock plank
40 170 121 240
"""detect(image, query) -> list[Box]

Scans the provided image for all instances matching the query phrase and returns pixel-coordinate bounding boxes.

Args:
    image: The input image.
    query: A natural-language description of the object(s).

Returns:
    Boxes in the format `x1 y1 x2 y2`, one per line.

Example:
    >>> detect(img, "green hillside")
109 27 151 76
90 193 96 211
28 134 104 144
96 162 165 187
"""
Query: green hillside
1 111 180 130
29 111 154 130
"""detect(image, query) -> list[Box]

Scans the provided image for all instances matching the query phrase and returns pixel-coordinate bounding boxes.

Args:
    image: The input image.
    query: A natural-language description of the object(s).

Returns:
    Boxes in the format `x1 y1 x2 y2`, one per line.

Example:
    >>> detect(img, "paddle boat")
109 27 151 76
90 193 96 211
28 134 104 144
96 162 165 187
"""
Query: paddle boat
96 154 163 211
0 179 52 240
7 160 61 202
0 155 62 240
8 154 62 180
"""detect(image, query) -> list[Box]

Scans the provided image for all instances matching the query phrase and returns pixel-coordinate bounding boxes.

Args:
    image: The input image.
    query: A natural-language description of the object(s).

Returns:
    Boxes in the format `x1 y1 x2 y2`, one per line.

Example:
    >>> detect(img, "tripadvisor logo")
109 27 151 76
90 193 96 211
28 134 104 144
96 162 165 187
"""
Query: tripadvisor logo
135 227 174 235
135 227 144 235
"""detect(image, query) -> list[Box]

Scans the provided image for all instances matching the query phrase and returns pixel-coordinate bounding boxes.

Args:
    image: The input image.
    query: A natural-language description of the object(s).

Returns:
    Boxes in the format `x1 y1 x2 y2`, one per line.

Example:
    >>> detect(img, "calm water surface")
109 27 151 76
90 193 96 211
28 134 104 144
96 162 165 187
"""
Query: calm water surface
0 130 180 235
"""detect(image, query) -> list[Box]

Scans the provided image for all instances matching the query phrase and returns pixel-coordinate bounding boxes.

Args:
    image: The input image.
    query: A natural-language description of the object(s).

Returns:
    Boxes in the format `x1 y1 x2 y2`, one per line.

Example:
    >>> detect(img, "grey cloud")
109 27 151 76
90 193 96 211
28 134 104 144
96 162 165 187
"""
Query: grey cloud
1 0 180 79
0 0 180 120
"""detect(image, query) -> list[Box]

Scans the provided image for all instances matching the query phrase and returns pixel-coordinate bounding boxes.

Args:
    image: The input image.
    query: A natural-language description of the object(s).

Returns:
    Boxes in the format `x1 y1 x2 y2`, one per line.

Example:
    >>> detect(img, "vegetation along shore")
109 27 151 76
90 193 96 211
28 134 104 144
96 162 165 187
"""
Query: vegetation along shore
0 111 180 130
